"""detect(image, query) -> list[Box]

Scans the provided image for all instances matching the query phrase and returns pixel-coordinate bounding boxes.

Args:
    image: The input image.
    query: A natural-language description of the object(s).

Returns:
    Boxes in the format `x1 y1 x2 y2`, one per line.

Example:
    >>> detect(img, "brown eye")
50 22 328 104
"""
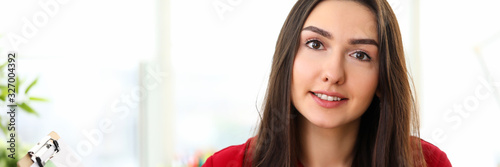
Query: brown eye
350 51 371 61
306 39 324 50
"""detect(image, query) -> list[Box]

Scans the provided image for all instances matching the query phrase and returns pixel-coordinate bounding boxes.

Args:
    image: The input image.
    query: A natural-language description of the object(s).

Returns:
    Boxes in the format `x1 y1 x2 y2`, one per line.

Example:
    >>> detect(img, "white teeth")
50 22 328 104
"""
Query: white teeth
314 93 342 101
321 94 327 99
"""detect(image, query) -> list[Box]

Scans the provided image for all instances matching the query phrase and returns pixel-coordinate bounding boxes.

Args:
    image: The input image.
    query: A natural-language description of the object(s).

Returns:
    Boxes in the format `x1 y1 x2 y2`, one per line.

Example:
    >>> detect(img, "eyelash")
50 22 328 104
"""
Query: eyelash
305 39 372 62
349 50 372 62
305 39 325 50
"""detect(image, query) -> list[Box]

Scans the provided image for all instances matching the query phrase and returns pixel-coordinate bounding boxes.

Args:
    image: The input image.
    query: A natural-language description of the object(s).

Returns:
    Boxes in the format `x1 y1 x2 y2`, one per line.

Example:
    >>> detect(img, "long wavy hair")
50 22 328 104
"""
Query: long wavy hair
245 0 425 166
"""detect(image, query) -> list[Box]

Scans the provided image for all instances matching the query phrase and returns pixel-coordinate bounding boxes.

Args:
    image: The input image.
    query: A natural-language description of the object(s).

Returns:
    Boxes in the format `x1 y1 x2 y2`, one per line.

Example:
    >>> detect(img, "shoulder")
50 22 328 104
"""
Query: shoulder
420 139 452 167
202 138 253 167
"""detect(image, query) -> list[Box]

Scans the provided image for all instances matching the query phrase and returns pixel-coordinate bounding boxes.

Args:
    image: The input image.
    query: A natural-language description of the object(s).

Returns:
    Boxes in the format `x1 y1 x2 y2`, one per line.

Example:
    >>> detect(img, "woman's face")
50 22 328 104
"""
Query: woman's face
291 0 379 129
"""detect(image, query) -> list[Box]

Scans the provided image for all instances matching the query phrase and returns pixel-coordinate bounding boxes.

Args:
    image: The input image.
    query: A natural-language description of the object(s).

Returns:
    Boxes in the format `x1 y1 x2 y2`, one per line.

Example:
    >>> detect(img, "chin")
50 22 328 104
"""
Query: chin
308 116 346 129
303 112 362 130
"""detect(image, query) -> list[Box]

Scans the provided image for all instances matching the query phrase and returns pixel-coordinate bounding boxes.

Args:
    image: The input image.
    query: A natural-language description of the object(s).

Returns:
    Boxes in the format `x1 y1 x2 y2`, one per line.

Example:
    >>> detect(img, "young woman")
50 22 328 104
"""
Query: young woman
203 0 452 166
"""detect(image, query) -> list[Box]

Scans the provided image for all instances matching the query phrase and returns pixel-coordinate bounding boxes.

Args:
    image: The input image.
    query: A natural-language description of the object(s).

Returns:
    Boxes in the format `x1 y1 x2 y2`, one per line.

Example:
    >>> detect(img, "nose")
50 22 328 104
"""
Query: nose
322 51 345 85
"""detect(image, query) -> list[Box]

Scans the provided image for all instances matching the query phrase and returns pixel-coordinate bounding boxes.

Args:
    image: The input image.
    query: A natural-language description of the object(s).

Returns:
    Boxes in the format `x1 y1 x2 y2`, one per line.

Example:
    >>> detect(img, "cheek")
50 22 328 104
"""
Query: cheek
347 65 379 100
292 52 317 97
292 56 308 81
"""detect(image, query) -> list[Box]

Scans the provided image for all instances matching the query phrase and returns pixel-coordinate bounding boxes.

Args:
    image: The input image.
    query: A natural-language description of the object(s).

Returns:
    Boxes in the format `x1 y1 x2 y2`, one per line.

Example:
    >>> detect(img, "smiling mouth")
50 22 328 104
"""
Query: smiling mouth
311 92 347 102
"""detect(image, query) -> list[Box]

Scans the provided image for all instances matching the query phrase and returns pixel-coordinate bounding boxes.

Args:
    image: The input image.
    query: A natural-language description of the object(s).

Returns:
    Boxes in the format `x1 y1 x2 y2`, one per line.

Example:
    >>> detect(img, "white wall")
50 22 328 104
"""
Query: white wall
419 0 500 166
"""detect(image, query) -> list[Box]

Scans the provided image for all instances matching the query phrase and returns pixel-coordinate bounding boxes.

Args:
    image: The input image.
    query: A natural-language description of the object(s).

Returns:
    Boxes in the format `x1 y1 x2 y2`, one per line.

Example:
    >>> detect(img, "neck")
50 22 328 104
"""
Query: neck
298 115 360 167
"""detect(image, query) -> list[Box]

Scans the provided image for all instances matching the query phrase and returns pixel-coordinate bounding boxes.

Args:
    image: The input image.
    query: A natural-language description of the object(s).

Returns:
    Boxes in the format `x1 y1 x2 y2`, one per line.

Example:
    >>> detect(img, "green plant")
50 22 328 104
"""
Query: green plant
0 61 48 133
0 60 49 166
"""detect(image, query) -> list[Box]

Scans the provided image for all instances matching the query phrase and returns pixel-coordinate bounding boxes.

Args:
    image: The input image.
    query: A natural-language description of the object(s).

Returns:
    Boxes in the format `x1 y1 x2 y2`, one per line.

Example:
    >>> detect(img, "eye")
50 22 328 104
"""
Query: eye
349 51 371 61
305 39 324 50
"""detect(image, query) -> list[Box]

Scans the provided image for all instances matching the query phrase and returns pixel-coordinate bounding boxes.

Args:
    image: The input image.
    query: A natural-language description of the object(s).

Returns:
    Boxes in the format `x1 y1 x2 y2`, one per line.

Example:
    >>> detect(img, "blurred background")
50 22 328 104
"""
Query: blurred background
0 0 498 166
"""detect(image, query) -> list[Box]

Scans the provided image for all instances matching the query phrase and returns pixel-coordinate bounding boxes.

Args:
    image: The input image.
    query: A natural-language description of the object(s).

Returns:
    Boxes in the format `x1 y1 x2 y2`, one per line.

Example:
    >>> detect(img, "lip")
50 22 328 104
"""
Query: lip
311 90 347 99
310 91 348 108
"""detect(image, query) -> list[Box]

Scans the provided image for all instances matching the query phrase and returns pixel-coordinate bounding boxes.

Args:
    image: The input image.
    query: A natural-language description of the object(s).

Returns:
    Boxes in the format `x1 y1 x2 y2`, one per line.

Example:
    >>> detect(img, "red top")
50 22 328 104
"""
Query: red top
202 137 452 167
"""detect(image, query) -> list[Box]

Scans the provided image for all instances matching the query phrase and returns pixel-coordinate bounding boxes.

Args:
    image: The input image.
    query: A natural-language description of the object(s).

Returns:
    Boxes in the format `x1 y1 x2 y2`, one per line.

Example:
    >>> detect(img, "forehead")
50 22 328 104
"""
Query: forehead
303 0 378 41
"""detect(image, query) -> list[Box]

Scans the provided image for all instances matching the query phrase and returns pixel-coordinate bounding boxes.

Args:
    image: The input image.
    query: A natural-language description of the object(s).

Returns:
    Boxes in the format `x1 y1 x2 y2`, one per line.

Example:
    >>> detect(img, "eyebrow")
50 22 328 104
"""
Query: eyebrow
302 26 379 47
350 39 379 47
303 26 332 39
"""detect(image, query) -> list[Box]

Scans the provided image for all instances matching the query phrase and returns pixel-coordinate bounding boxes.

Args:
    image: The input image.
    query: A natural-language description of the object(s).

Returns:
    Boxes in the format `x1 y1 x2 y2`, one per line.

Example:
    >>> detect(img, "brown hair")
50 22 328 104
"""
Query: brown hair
247 0 425 167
